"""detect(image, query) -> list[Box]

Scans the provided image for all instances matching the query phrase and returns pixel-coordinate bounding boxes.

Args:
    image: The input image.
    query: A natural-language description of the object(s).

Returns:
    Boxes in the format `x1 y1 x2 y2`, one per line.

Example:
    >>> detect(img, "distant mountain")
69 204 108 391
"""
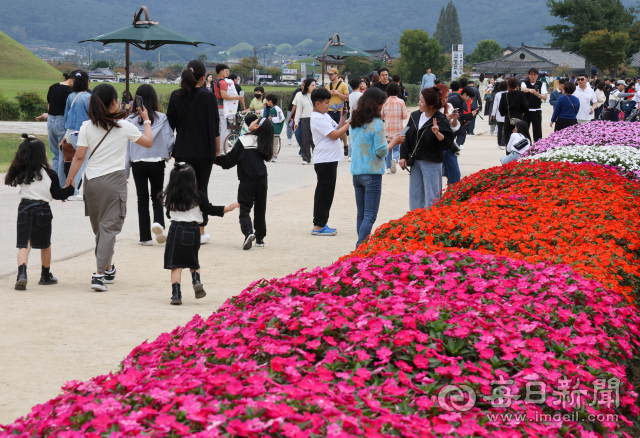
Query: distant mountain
0 30 61 80
0 0 636 55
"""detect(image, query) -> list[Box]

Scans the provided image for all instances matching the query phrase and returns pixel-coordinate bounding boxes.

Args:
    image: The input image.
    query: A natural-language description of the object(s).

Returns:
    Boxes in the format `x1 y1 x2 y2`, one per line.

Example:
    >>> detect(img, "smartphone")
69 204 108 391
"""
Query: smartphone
400 126 410 136
135 95 143 111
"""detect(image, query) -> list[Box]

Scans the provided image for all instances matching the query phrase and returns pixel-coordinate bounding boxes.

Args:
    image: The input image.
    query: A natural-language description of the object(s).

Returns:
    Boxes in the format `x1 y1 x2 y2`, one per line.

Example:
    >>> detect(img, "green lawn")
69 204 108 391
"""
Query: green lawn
0 79 296 100
0 133 52 173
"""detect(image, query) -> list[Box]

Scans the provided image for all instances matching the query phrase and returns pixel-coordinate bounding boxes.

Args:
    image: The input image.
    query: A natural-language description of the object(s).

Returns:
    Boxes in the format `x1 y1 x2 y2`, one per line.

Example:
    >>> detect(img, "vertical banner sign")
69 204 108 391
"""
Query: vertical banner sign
451 44 464 81
301 63 307 77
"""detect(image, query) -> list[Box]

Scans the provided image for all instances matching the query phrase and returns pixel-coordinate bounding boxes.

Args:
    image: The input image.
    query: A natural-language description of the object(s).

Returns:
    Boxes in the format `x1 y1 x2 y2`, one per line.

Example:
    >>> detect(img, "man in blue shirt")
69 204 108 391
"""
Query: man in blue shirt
421 68 436 90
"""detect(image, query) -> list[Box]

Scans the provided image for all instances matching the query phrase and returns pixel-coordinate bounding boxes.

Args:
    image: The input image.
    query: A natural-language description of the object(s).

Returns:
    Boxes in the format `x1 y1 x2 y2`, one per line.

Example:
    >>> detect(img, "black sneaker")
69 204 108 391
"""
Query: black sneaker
243 234 255 250
256 240 265 247
192 271 206 299
104 265 116 284
91 274 108 292
15 264 27 290
38 273 58 285
171 282 182 305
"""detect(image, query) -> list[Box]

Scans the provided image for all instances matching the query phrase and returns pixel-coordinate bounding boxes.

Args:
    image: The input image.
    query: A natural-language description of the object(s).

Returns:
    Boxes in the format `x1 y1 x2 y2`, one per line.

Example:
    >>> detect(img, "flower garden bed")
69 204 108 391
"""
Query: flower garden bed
2 123 640 437
2 251 639 437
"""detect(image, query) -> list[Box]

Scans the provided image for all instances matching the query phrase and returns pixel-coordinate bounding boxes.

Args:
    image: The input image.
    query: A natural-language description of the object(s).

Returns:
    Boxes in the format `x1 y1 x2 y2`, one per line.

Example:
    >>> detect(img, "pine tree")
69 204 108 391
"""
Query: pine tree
433 6 447 50
442 1 463 54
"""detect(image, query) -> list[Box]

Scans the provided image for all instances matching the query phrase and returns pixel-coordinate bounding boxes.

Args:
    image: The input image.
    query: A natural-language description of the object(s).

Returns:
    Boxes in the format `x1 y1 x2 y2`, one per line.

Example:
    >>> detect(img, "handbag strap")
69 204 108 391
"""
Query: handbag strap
88 125 114 160
567 96 578 115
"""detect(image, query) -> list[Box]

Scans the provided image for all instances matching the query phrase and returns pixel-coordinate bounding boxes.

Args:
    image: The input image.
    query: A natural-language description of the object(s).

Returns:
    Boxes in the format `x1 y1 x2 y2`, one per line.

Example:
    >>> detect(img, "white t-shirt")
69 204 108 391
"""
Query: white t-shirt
170 205 204 224
349 91 363 112
572 86 596 121
310 111 343 164
20 169 53 202
77 119 142 180
634 83 640 103
506 132 531 154
293 92 313 123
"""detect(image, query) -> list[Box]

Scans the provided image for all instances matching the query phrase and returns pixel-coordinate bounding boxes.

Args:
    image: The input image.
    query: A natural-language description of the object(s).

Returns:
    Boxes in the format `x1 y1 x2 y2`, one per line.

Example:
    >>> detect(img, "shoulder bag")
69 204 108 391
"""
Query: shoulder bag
507 93 521 126
61 92 84 162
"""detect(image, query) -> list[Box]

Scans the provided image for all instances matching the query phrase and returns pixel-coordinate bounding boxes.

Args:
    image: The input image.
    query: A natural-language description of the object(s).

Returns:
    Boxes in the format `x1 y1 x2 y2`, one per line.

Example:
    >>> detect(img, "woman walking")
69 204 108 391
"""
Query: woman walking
491 81 508 147
46 71 74 187
167 59 220 244
399 87 454 211
550 81 580 132
594 81 606 120
350 88 405 247
484 78 496 135
126 84 175 245
498 78 529 146
61 70 90 200
65 84 154 291
292 78 316 165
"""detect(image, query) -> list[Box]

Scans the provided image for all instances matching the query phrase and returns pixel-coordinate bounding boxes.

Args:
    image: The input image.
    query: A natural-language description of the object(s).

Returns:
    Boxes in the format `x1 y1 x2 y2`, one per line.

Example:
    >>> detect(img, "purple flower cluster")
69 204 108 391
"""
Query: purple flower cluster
523 121 640 157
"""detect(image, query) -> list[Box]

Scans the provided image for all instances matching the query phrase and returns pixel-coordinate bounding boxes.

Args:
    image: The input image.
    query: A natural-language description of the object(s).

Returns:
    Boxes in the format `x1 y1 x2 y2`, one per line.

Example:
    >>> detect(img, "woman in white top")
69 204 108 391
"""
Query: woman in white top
292 78 316 165
125 84 175 246
594 81 606 120
66 84 153 292
500 120 531 165
491 81 508 148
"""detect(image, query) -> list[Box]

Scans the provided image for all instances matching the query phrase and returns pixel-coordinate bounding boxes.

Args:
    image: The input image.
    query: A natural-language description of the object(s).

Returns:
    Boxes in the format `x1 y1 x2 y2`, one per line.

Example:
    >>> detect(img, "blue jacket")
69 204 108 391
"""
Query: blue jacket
551 95 580 122
549 89 562 107
63 91 90 131
349 118 388 175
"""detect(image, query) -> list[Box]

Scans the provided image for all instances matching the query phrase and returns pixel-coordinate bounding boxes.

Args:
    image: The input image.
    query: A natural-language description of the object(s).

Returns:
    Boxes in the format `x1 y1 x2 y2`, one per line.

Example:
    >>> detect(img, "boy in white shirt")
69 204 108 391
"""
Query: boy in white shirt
310 88 350 236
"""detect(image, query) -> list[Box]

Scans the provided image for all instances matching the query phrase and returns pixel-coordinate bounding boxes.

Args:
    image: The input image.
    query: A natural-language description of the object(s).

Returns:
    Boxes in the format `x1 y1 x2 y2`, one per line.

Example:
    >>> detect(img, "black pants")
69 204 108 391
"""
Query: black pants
454 123 467 147
131 161 165 241
554 118 578 132
313 161 338 227
497 122 506 146
63 162 82 190
238 178 268 240
523 111 543 142
173 156 213 227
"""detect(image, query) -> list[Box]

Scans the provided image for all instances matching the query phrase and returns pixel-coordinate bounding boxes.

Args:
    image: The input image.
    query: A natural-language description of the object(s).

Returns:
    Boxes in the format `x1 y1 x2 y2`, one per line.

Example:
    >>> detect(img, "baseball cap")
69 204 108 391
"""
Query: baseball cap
616 80 626 85
328 68 339 75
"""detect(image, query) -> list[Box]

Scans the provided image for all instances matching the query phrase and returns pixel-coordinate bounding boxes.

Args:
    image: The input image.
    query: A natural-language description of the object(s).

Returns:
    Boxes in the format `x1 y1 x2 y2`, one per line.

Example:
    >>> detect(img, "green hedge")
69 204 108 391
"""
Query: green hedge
15 92 48 121
404 84 421 107
0 92 20 121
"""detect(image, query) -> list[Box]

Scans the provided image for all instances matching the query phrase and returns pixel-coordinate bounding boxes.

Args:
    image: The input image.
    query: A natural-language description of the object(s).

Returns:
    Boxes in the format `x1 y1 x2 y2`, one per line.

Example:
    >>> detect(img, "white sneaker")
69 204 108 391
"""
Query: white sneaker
386 168 391 174
152 223 166 244
271 158 278 163
302 161 309 165
390 159 397 174
139 240 153 246
200 233 211 244
288 139 292 145
459 144 466 150
348 157 351 162
68 194 84 201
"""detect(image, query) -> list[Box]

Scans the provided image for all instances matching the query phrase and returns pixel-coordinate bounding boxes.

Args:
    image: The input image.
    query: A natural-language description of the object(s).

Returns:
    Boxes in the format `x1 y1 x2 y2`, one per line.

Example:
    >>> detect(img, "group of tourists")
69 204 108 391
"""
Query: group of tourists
13 58 637 304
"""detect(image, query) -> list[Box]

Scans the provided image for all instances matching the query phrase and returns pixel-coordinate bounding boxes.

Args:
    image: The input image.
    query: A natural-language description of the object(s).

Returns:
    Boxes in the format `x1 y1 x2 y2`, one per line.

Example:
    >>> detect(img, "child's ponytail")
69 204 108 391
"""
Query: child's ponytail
4 134 49 187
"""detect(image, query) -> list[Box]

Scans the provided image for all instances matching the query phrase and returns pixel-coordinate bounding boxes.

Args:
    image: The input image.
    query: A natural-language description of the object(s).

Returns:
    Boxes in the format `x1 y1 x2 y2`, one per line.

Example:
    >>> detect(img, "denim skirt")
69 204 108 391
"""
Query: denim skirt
164 221 201 269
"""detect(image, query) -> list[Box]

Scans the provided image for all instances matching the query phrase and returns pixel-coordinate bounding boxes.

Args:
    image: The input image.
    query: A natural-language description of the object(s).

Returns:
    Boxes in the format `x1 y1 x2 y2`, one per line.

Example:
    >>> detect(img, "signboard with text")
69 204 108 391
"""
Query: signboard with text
301 63 306 75
451 44 464 81
283 68 298 74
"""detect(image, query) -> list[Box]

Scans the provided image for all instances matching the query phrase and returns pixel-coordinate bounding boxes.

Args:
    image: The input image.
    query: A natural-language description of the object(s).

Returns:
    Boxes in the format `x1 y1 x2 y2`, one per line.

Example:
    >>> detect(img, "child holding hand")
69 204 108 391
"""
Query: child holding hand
160 162 239 305
5 134 75 290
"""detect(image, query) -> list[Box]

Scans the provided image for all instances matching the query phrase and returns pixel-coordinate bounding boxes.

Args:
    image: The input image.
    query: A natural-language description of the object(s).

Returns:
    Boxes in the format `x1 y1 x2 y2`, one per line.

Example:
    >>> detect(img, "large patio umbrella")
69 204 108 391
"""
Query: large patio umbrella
304 34 371 85
79 6 215 100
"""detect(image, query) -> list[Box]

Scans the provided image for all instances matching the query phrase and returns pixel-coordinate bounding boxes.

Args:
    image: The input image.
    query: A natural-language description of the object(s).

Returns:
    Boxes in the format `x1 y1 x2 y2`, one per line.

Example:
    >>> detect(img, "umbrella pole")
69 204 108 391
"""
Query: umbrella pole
126 42 130 115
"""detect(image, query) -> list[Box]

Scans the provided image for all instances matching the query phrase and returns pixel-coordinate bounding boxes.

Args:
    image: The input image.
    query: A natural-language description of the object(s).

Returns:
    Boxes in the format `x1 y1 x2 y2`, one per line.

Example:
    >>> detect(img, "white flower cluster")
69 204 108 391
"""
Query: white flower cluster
525 145 640 172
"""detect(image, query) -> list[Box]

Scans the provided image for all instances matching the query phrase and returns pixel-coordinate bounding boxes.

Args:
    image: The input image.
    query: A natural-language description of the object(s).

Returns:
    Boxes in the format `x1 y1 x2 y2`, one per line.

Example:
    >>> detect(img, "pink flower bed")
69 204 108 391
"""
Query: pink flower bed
523 121 640 157
3 251 638 437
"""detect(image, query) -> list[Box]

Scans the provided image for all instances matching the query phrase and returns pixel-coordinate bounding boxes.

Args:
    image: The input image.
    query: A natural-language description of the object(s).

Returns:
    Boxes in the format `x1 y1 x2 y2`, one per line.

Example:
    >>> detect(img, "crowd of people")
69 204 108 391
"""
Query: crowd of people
8 60 640 303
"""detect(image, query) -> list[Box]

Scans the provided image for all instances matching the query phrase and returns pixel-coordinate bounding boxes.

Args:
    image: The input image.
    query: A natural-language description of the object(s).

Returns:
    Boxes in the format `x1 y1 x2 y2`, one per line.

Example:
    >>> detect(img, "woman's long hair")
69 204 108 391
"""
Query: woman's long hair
5 134 49 187
479 73 485 83
244 118 275 161
514 120 532 143
71 70 89 92
131 84 159 125
88 84 125 130
351 87 387 128
178 59 206 96
435 83 449 115
301 78 316 95
160 163 200 212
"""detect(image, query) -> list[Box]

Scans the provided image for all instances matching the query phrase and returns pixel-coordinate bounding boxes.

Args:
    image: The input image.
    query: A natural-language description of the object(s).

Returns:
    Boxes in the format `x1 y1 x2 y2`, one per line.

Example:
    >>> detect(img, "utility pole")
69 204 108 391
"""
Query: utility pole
252 45 267 82
157 51 161 70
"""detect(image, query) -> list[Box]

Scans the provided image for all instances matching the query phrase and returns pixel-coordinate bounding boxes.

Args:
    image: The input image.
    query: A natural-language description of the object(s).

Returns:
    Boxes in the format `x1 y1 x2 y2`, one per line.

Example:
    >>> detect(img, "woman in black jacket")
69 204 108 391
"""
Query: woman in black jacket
399 87 454 211
499 77 529 143
166 59 220 244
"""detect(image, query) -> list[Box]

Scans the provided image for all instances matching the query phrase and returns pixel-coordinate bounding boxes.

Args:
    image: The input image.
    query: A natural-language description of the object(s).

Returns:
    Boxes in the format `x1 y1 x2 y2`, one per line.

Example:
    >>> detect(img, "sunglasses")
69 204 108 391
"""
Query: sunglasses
577 78 586 81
